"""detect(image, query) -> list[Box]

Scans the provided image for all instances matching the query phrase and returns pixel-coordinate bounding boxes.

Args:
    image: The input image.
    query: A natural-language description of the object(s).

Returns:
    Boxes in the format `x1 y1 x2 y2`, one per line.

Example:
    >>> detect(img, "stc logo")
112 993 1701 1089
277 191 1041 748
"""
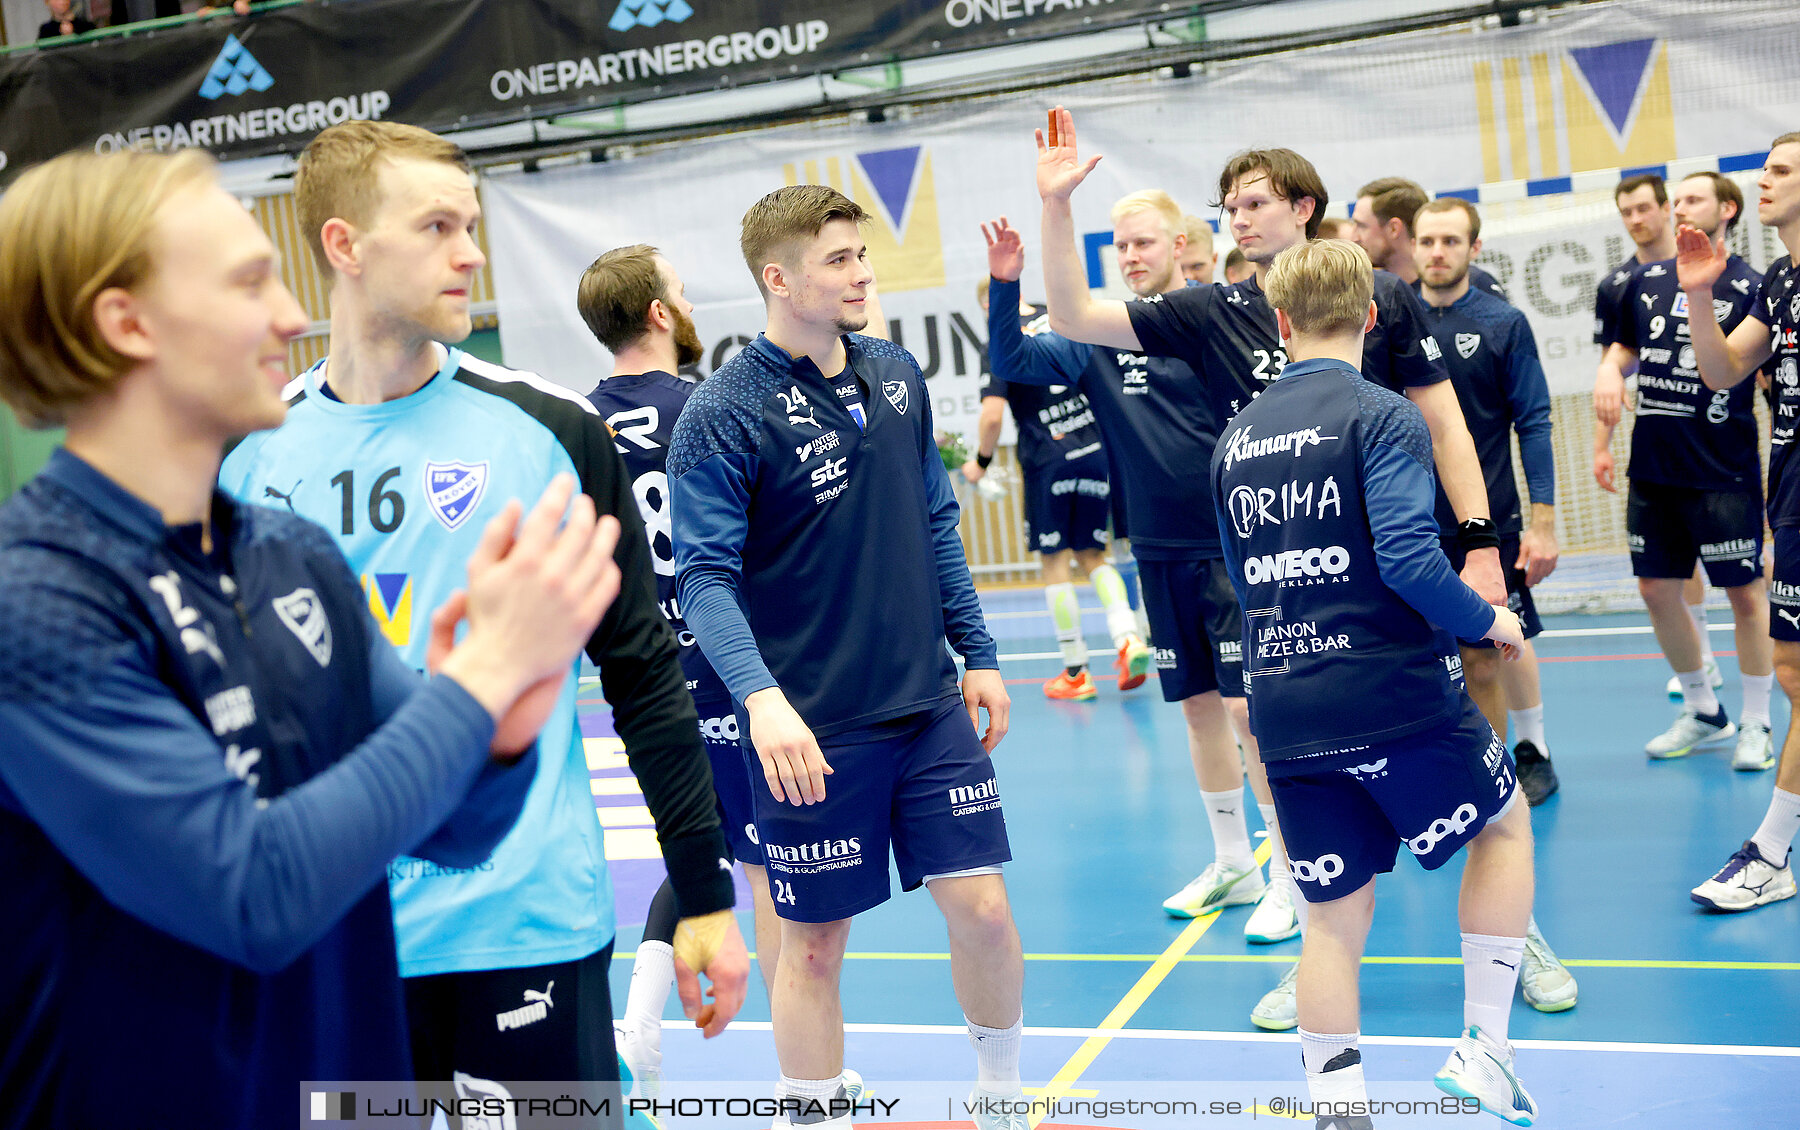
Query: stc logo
809 458 848 487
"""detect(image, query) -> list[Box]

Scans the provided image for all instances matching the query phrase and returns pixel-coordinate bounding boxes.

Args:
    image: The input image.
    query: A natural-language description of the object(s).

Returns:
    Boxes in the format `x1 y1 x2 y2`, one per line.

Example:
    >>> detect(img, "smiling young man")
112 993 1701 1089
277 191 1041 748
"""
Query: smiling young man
1592 171 1773 768
0 149 623 1129
669 184 1025 1130
1677 132 1800 913
1032 106 1505 1033
982 197 1300 952
220 122 747 1111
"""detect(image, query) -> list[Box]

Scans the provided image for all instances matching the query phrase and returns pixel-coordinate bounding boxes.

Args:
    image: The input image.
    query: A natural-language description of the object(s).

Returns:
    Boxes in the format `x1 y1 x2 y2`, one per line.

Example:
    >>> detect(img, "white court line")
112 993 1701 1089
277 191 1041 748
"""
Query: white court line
708 1020 1800 1058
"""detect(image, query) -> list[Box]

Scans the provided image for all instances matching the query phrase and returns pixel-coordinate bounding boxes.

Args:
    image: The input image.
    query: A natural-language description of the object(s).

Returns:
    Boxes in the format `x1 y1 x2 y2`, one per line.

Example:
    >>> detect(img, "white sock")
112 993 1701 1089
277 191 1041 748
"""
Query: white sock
1201 787 1255 869
1742 673 1774 728
1461 932 1525 1048
1752 788 1800 865
1677 668 1722 717
624 939 675 1035
1691 602 1716 666
1508 704 1546 752
1044 582 1087 671
967 1014 1023 1093
1088 563 1140 647
1300 1029 1366 1108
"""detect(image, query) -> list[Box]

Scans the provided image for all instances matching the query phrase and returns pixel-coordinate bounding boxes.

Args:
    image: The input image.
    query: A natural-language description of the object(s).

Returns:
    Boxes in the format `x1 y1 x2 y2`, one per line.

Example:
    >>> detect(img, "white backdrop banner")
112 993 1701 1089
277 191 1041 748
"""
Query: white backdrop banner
485 0 1800 434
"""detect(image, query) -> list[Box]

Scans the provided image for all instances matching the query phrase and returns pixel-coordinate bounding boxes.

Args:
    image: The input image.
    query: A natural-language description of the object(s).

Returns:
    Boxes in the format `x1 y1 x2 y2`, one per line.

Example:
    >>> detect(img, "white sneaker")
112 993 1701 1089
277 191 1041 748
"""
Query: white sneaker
1733 722 1775 771
1645 709 1735 759
1162 860 1265 918
614 1021 663 1099
968 1088 1031 1130
1666 660 1723 700
1691 840 1798 911
1519 920 1577 1013
1250 962 1299 1031
1244 877 1300 943
1434 1025 1538 1126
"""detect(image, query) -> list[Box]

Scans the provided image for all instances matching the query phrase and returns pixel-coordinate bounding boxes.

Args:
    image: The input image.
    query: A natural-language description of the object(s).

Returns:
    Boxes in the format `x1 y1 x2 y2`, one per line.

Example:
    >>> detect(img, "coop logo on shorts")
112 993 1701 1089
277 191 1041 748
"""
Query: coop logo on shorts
273 588 332 667
698 715 740 742
1290 853 1345 887
763 836 863 873
424 461 489 531
949 777 1000 817
884 379 909 416
1405 803 1479 856
609 0 693 32
784 147 943 292
1342 759 1390 780
1243 545 1350 586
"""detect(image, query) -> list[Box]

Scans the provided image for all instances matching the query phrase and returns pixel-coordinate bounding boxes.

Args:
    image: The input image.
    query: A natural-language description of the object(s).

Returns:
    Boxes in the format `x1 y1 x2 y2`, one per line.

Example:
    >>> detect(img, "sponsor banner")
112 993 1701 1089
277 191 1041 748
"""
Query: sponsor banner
0 0 1194 183
484 0 1800 442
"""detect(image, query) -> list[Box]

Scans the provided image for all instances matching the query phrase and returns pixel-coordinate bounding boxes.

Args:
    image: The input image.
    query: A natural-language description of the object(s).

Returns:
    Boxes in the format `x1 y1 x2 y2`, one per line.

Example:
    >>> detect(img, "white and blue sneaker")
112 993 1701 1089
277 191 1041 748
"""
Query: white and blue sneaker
1434 1025 1538 1125
1244 876 1300 944
968 1088 1031 1130
1250 962 1299 1031
1645 707 1735 759
1162 860 1265 918
1691 841 1797 911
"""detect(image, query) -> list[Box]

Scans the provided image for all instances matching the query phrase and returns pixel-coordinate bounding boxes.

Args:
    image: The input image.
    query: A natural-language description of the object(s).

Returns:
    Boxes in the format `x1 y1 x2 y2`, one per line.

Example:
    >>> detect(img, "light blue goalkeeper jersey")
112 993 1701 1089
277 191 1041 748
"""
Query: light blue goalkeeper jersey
222 345 733 977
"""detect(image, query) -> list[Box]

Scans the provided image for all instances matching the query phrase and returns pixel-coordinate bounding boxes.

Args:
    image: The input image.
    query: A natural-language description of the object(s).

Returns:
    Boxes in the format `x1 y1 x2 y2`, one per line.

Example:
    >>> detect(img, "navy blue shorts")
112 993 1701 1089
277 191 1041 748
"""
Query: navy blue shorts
1627 482 1764 588
692 696 760 865
1440 534 1543 643
1771 527 1800 641
1138 555 1244 700
748 696 1013 923
1022 450 1111 555
1269 697 1518 904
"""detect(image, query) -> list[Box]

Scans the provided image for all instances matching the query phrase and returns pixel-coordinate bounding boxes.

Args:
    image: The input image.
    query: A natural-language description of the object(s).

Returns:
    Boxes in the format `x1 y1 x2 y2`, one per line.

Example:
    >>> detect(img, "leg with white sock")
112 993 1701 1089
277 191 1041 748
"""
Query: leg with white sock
1643 576 1735 758
1041 552 1096 702
1162 692 1265 917
1689 569 1718 674
1295 878 1375 1118
1235 707 1297 945
929 872 1027 1129
615 879 678 1095
1727 578 1775 770
1110 537 1152 642
1693 639 1800 910
1434 798 1539 1123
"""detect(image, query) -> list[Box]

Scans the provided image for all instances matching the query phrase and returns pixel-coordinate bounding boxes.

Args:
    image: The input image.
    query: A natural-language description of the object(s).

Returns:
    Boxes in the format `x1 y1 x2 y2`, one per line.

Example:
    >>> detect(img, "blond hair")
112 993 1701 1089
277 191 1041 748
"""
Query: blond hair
295 120 470 272
1264 239 1373 338
740 184 869 297
1109 189 1183 241
0 149 217 428
1180 214 1215 255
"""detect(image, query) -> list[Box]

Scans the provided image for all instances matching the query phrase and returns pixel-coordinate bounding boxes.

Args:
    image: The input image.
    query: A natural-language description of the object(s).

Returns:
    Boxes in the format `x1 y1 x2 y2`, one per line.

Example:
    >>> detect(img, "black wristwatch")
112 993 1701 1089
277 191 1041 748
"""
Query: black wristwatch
1456 518 1501 551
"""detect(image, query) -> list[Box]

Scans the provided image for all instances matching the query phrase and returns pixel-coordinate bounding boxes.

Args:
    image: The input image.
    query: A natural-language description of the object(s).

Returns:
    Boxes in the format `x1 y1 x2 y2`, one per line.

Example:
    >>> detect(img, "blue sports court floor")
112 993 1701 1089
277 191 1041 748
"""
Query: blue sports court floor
578 589 1800 1128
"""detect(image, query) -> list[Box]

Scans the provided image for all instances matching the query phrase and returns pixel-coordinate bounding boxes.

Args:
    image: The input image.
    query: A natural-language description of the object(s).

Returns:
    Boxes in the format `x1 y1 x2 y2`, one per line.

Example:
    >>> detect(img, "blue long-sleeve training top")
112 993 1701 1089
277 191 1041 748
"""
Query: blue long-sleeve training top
0 448 534 1129
668 333 995 736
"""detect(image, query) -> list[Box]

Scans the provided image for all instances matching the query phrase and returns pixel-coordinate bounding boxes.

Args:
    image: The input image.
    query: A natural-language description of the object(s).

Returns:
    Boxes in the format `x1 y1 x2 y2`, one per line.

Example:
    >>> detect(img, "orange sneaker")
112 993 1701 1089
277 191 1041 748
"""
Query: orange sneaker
1044 670 1099 701
1116 635 1152 691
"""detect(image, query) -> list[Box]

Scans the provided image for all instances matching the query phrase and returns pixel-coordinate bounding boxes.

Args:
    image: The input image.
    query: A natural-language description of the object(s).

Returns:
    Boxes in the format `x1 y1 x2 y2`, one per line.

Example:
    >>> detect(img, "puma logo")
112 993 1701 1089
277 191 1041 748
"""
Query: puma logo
1779 609 1800 630
262 478 301 513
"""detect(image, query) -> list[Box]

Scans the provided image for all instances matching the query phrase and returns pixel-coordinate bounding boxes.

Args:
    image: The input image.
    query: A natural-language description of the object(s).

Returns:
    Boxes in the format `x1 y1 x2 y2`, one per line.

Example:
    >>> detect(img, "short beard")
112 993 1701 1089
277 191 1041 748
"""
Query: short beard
672 306 704 368
833 310 871 334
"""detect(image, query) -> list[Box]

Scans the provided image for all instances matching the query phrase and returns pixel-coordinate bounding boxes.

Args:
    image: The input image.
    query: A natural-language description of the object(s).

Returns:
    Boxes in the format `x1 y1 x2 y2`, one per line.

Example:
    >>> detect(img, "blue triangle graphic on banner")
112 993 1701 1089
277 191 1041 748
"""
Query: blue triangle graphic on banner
374 573 408 610
857 147 920 230
1567 38 1656 137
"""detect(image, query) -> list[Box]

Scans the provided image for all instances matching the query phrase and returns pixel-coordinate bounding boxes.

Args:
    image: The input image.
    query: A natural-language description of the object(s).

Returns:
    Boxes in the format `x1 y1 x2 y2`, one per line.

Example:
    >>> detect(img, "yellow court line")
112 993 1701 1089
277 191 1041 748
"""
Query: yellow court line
1024 841 1274 1129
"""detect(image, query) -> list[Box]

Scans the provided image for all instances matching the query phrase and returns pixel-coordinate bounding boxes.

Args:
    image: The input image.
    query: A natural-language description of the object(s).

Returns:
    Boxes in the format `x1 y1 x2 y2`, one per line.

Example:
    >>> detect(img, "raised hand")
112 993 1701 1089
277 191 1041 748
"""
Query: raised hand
1036 106 1102 202
983 217 1025 283
1675 224 1728 293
